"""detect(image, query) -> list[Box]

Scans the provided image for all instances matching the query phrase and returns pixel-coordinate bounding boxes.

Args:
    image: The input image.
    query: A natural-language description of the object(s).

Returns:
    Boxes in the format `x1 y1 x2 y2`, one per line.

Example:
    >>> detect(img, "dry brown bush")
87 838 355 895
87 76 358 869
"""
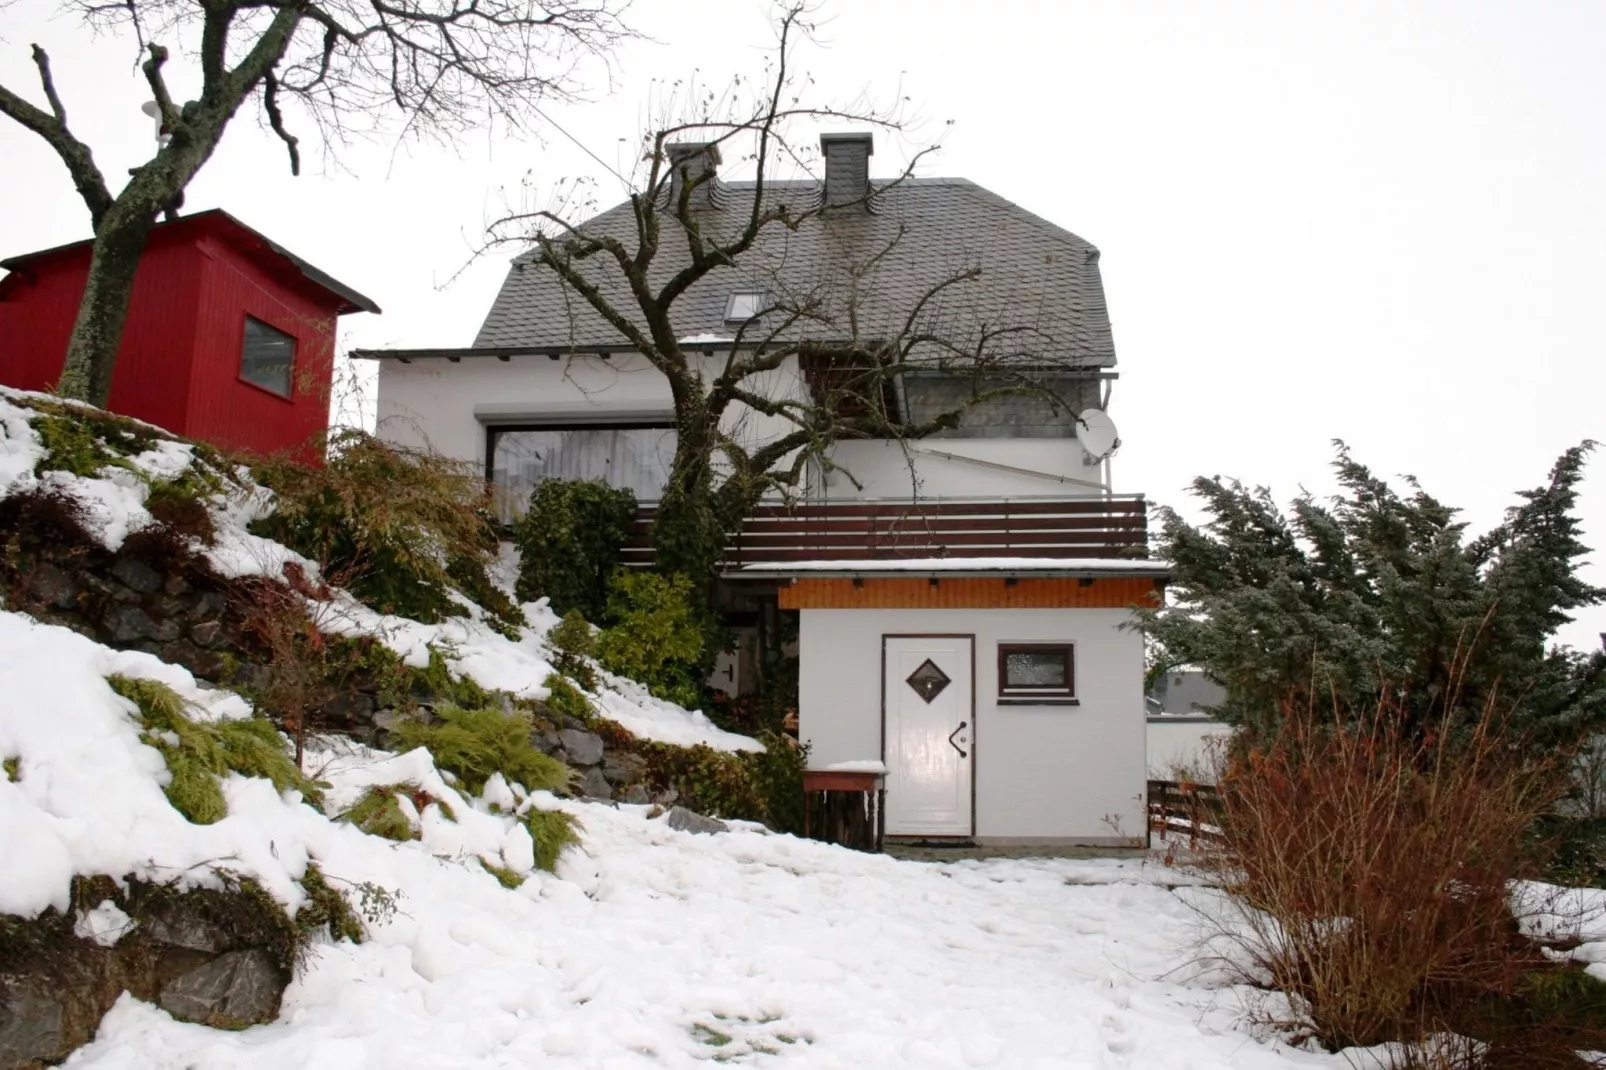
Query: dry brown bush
1194 687 1606 1067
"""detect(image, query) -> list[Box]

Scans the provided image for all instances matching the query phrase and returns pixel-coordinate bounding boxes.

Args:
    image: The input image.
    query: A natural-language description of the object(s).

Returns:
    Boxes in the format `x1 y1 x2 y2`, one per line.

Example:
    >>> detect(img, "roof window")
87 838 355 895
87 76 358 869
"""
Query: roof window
724 291 768 324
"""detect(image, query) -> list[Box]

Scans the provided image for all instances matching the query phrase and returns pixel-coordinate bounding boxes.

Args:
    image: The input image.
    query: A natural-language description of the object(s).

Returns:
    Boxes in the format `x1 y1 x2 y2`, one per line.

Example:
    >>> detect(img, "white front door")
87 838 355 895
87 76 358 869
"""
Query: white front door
883 636 974 837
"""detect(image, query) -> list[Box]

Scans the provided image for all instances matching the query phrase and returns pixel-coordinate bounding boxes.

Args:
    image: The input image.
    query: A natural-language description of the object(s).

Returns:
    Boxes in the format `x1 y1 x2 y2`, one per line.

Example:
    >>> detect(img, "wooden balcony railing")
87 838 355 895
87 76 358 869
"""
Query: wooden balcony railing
621 495 1148 569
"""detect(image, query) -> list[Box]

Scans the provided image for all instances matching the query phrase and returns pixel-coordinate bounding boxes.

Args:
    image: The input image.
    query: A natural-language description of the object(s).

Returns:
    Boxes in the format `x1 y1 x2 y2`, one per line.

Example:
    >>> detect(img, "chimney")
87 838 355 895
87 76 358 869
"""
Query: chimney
667 142 722 209
820 132 875 211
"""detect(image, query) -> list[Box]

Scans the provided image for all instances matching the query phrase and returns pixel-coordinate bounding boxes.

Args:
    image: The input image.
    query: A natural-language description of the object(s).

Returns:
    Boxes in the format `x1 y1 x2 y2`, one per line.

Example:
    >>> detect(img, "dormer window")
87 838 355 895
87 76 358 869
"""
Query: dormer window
724 291 768 324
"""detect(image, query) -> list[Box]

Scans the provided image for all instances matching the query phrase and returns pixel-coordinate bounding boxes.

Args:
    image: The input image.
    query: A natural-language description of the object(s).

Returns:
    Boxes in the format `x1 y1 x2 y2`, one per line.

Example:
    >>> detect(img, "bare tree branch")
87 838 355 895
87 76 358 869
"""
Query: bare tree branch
0 47 115 227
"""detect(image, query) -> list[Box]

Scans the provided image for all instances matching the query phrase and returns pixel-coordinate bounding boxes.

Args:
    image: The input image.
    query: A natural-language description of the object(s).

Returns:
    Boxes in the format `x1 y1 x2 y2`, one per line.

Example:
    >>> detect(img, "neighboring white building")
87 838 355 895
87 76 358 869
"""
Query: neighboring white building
1146 670 1233 781
359 135 1162 845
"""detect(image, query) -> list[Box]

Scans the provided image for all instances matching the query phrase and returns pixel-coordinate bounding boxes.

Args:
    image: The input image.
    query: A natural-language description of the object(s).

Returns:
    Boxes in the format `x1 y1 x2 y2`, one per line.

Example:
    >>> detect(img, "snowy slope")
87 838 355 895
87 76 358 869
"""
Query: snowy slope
0 386 756 753
0 613 1342 1069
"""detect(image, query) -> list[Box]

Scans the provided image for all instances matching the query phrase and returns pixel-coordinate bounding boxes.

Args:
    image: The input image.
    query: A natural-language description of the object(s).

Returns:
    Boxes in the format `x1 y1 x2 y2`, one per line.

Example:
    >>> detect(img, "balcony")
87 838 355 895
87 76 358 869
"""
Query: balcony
621 495 1148 568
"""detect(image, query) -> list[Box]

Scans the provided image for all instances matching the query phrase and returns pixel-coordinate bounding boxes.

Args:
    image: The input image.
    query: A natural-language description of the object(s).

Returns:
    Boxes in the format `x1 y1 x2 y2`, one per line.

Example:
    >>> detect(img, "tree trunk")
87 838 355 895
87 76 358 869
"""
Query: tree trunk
653 407 724 581
56 207 160 405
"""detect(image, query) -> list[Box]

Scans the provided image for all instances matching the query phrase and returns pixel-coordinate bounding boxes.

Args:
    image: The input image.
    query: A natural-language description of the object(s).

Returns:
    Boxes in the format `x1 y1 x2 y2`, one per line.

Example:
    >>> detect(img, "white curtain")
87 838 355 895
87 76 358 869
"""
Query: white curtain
492 427 677 517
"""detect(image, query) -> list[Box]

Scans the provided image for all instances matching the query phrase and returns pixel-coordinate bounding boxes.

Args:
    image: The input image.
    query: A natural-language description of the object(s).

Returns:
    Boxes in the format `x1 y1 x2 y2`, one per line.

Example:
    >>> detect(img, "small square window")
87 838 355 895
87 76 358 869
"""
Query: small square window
241 316 296 397
724 291 768 324
998 643 1076 703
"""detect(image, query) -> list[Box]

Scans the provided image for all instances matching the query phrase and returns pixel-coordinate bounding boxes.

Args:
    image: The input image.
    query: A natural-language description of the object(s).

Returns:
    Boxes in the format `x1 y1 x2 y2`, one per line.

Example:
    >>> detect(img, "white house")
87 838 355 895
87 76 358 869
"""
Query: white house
358 134 1162 846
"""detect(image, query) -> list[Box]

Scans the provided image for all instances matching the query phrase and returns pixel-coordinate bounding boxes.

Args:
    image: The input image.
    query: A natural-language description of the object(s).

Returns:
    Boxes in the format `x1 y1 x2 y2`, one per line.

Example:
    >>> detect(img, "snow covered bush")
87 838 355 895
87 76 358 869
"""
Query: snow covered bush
250 429 522 635
389 703 570 796
109 674 323 823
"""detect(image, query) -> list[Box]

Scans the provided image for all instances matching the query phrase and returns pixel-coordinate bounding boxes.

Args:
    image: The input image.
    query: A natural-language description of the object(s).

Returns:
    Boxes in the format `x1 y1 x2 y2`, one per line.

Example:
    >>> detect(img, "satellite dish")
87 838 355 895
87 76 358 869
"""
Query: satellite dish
1074 408 1120 460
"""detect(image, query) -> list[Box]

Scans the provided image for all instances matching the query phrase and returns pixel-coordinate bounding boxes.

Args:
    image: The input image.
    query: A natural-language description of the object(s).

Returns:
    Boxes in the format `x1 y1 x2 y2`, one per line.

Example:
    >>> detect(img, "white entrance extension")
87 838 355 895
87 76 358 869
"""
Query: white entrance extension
882 636 974 837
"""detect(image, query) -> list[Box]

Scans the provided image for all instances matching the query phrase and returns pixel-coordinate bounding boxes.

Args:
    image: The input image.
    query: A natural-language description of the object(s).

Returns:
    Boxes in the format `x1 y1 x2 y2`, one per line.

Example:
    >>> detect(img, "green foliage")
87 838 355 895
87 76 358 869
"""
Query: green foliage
389 703 569 795
596 570 705 709
251 429 519 632
542 673 593 722
109 674 323 823
3 756 16 782
479 856 526 889
295 863 366 944
641 742 762 821
339 785 418 841
446 553 526 639
523 807 581 872
513 478 636 620
744 731 809 836
547 610 599 690
33 413 129 477
636 732 808 831
1145 442 1606 745
415 647 492 711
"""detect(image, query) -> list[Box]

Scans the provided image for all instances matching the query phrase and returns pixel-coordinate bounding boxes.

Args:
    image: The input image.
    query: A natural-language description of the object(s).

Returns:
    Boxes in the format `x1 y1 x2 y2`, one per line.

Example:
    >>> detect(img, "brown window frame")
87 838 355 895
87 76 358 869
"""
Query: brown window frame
997 643 1078 705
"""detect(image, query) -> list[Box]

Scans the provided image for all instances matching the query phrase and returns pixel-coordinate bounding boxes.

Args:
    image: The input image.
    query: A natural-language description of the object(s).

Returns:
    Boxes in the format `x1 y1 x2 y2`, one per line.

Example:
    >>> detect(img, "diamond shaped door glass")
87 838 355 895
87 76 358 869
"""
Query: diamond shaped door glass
905 658 951 704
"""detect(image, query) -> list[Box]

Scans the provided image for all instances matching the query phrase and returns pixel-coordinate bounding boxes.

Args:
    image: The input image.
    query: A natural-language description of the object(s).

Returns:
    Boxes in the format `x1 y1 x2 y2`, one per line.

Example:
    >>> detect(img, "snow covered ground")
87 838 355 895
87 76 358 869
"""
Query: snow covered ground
0 389 1438 1066
0 606 1344 1069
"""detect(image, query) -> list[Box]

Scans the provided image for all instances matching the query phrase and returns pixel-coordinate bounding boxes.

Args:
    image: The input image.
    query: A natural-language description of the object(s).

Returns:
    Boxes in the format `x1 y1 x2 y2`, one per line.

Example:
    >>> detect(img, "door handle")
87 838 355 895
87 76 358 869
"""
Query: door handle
947 720 968 759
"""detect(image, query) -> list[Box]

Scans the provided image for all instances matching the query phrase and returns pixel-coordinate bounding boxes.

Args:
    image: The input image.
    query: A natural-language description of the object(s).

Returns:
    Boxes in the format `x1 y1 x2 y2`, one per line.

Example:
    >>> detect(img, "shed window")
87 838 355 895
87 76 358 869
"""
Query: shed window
240 316 296 397
997 643 1077 703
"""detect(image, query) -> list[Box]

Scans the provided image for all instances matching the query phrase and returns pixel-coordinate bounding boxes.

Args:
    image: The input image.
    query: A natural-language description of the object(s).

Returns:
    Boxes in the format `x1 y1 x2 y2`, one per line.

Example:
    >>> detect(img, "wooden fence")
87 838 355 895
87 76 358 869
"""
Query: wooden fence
622 496 1148 569
1147 779 1224 847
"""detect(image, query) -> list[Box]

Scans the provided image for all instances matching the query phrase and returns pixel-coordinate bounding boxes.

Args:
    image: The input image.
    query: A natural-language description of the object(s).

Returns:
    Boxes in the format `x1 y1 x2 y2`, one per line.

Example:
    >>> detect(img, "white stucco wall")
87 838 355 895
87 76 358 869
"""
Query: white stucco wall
373 352 808 479
1146 718 1233 781
375 354 1113 501
798 607 1147 845
824 438 1108 499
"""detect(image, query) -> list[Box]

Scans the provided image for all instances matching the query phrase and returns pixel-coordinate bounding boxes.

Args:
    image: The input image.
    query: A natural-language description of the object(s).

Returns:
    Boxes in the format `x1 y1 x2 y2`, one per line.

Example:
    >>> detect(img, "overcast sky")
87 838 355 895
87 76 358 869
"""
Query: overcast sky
2 0 1603 651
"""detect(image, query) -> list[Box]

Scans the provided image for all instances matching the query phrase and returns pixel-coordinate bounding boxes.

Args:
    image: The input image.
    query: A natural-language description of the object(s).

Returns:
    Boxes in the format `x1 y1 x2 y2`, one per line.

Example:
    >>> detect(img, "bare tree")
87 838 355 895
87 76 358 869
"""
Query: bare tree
485 4 1101 582
0 0 633 406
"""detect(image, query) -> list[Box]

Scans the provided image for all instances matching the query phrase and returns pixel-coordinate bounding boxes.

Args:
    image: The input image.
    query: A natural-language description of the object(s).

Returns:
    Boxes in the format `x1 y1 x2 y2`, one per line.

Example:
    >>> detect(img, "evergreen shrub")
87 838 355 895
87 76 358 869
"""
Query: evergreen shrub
513 478 637 620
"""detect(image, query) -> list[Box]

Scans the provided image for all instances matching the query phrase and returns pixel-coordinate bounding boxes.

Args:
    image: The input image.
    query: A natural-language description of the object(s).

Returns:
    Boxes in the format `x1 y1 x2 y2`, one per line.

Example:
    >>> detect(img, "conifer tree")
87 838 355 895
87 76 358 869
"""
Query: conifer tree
1145 442 1606 746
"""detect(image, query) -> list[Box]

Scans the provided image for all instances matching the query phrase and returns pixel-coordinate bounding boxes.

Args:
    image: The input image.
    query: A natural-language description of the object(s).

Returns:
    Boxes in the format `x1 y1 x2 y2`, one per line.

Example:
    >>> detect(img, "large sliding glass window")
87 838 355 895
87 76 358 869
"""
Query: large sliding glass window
489 424 677 519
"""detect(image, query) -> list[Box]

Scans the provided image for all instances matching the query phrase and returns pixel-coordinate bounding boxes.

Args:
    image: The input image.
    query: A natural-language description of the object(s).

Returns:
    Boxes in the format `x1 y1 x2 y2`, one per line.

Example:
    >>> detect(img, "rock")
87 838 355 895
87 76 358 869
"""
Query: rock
557 729 605 767
651 787 680 807
665 806 727 835
578 766 613 800
323 691 376 726
602 750 646 785
106 605 160 642
190 620 226 649
26 562 79 610
164 571 191 597
620 784 651 805
528 730 561 756
143 910 229 954
158 949 283 1029
0 979 65 1067
186 590 228 621
111 557 164 595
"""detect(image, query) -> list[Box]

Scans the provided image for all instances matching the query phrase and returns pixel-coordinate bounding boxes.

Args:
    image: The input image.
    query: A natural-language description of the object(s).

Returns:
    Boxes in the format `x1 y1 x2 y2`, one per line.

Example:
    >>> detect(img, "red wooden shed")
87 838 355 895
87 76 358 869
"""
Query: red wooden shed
0 209 379 457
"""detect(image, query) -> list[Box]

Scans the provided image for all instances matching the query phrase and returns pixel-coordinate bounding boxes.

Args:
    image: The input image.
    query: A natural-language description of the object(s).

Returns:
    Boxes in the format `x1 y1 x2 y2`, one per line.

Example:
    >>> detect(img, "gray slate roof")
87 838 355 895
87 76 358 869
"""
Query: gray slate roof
473 178 1116 367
